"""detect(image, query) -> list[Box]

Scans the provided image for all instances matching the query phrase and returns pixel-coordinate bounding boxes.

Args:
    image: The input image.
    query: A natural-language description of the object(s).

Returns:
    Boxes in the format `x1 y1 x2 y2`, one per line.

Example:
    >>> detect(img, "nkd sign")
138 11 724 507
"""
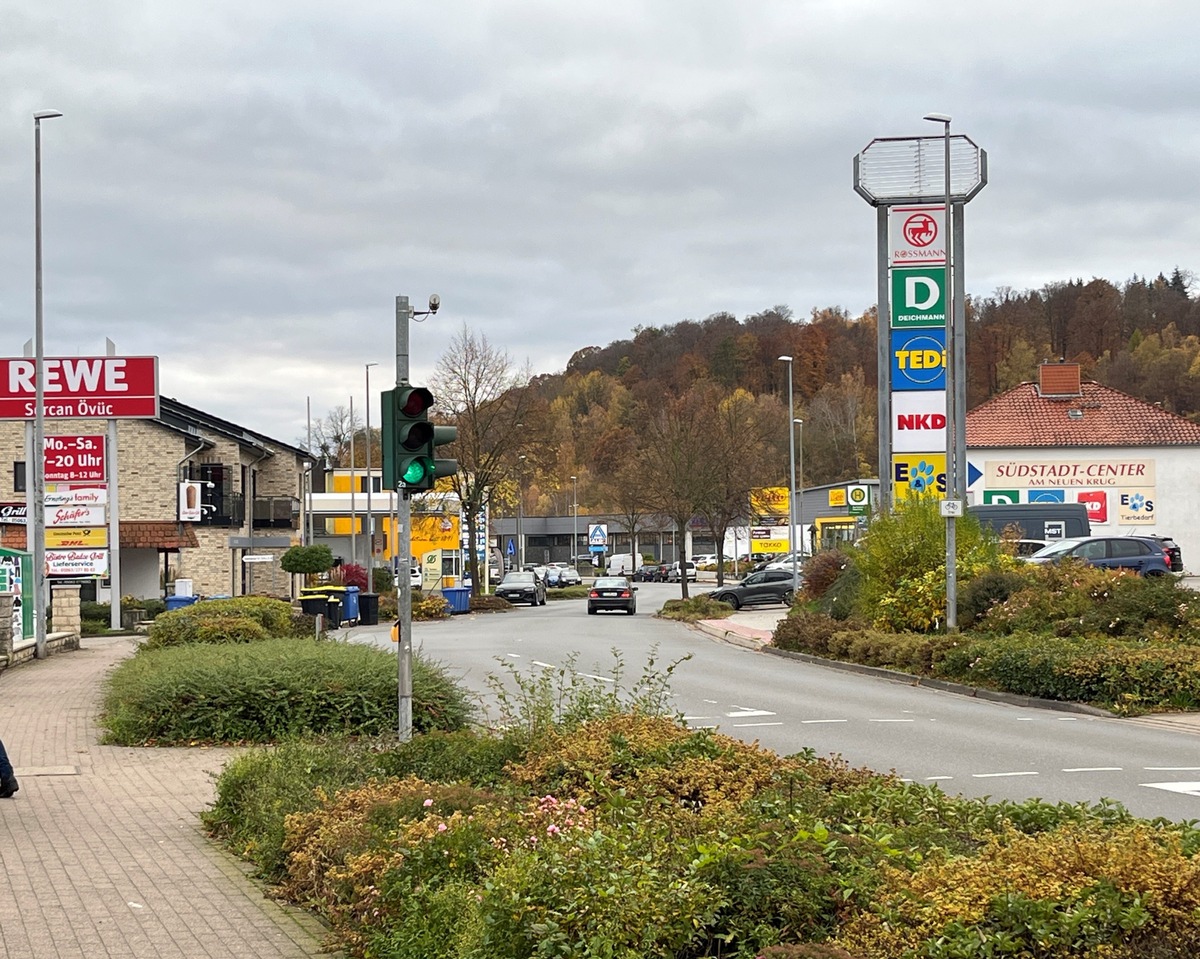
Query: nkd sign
0 356 159 419
891 390 947 453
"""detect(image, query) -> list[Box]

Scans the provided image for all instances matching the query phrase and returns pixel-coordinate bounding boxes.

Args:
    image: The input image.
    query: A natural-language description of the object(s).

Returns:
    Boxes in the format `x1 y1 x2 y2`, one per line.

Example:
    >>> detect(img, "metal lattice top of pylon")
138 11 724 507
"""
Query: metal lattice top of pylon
853 134 987 206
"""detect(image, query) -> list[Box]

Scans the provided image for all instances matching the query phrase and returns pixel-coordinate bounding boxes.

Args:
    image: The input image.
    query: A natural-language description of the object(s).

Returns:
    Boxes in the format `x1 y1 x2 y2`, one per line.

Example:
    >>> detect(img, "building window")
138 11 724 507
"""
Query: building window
13 461 25 493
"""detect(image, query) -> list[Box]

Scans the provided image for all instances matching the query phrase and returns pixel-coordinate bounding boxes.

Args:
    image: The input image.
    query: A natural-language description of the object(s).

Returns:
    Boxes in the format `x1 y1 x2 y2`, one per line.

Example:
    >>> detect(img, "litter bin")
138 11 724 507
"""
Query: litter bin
299 594 327 618
359 592 379 626
442 586 472 615
325 597 342 629
165 594 200 611
342 585 360 624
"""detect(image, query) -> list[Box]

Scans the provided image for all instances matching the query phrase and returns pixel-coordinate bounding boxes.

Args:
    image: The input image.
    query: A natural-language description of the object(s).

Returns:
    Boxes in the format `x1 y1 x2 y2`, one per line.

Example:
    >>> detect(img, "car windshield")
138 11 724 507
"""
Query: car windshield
503 573 534 584
1030 538 1085 559
594 577 629 588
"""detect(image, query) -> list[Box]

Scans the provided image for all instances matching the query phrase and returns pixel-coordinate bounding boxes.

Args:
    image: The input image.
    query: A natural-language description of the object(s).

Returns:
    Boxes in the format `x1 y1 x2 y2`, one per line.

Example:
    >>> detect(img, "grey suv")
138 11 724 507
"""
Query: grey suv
709 569 797 610
1026 536 1175 576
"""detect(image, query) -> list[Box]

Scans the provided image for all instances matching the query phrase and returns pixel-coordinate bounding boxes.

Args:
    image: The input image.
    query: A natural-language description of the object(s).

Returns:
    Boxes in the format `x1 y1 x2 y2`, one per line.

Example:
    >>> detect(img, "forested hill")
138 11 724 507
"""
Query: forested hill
554 270 1200 419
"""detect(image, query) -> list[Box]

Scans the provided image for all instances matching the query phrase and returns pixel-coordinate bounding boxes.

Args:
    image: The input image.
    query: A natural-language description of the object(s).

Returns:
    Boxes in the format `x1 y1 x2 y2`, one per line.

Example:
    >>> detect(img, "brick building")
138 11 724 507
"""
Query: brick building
0 397 310 601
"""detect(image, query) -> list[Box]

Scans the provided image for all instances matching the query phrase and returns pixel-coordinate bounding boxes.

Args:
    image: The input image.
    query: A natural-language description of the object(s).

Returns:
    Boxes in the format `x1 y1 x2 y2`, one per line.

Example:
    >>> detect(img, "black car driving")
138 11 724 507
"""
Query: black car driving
709 569 797 610
495 571 547 606
587 576 637 615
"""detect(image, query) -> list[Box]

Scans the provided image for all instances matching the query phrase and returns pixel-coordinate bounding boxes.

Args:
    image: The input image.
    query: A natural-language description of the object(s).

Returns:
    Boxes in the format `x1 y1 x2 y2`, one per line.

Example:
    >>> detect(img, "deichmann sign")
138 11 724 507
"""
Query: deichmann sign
44 434 105 482
46 549 109 576
890 267 946 327
0 356 159 419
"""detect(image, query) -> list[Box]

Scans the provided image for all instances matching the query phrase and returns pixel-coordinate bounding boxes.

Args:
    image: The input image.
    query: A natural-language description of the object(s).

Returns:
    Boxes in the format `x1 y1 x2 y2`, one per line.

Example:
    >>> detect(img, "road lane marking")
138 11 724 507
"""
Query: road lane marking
532 660 554 669
1141 782 1200 796
579 672 614 683
973 771 1038 778
682 716 714 722
1056 717 1078 721
1063 767 1122 773
726 708 775 717
505 653 521 658
869 718 915 723
800 719 848 724
925 776 953 781
733 722 784 728
1144 766 1200 771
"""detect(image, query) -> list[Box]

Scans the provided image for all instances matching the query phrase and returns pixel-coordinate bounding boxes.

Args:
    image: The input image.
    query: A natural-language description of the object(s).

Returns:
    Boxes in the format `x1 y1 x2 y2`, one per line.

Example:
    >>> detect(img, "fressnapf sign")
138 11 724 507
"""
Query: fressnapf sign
0 356 159 419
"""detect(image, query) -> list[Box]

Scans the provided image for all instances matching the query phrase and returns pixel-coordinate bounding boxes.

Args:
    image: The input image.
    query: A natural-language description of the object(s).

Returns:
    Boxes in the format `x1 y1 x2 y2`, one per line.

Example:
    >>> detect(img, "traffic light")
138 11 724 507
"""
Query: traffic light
381 386 459 493
382 386 435 491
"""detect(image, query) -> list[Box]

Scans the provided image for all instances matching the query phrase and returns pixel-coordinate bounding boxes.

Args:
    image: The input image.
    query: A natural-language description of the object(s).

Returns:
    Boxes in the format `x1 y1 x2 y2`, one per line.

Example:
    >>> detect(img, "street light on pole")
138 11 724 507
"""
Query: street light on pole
33 109 62 660
516 454 527 569
571 475 578 566
795 418 804 561
777 356 799 597
364 362 378 570
924 111 958 631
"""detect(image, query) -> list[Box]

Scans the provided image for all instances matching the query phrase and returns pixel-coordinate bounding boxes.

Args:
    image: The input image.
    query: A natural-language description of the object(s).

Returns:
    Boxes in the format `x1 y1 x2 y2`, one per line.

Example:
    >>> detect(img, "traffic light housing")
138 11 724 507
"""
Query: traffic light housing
381 386 458 493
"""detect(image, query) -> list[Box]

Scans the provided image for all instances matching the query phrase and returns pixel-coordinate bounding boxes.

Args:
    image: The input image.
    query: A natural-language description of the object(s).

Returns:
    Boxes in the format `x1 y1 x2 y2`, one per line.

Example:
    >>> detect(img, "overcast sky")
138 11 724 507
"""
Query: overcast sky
2 1 1196 446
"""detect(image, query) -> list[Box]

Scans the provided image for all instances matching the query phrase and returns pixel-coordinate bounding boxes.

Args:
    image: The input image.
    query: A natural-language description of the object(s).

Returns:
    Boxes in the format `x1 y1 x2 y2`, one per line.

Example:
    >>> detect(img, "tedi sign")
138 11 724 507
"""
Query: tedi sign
0 356 159 419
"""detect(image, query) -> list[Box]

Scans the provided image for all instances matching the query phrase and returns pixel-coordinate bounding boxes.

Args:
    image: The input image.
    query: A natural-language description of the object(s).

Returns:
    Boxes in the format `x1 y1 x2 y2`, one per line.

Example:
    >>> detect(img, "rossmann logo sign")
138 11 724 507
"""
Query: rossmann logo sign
892 391 947 453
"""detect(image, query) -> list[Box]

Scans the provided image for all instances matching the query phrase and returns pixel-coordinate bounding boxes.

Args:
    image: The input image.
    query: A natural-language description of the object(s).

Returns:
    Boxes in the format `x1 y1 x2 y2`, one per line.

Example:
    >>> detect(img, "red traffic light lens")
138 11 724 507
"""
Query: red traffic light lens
400 387 434 417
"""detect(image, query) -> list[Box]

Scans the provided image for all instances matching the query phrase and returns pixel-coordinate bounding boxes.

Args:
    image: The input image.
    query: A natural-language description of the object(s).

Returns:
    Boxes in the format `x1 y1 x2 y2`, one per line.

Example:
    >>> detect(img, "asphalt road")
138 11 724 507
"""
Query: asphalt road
351 581 1200 823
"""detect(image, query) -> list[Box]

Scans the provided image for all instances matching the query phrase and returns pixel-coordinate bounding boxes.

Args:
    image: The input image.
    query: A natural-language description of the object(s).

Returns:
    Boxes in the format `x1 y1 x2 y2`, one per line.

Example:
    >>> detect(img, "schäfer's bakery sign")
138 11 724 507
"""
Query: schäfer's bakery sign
0 356 159 419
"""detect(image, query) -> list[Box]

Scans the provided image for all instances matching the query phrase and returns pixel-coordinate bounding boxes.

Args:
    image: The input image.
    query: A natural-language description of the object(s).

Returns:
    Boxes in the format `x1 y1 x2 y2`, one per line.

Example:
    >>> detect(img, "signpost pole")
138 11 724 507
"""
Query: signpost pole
395 295 413 742
106 338 121 631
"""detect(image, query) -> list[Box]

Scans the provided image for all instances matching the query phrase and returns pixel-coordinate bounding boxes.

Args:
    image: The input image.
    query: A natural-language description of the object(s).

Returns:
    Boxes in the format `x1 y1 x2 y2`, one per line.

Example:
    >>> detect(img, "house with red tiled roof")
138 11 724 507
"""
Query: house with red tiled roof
966 363 1200 572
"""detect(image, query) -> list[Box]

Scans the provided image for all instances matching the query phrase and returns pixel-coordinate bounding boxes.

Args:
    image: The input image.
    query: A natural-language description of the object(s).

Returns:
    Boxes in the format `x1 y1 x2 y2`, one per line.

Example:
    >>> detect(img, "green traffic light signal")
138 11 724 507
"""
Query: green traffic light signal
382 385 438 492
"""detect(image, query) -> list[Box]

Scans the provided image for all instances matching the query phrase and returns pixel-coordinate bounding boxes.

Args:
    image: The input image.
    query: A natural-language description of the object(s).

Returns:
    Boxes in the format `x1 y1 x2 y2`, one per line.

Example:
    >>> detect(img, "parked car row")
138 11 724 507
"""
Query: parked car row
1025 535 1182 576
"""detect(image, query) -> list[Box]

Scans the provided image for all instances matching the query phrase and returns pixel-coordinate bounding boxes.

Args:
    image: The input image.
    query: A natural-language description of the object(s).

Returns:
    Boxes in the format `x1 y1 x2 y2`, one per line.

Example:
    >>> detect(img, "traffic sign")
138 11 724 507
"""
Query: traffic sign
847 484 871 515
242 554 276 564
506 538 515 556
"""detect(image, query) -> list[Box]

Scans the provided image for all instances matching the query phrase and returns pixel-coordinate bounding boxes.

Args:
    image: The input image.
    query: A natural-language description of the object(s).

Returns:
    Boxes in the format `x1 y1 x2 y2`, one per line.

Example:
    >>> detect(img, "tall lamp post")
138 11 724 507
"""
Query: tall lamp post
570 475 578 564
364 362 378 570
516 454 527 569
924 111 958 630
795 418 804 560
33 109 62 660
777 356 799 596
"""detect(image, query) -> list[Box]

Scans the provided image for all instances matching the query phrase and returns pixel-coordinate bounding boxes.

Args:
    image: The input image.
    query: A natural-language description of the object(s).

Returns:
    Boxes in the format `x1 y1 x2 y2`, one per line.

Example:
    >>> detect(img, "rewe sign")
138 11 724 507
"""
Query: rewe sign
0 356 159 419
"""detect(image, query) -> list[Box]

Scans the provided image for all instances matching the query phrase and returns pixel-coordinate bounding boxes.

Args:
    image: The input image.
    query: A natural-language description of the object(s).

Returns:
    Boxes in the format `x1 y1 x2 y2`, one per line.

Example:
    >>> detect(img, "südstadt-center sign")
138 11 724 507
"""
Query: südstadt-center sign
0 356 159 419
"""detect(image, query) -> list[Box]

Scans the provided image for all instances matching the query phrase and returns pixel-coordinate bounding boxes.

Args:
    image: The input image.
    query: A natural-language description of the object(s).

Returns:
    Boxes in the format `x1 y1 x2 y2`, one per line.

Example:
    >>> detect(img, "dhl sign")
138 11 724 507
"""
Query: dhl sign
45 527 108 548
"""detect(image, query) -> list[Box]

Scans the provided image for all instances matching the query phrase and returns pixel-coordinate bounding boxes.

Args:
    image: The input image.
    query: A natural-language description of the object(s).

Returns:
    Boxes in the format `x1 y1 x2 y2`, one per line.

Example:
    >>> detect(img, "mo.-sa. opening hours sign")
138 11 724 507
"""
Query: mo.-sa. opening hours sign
44 435 105 482
0 356 159 419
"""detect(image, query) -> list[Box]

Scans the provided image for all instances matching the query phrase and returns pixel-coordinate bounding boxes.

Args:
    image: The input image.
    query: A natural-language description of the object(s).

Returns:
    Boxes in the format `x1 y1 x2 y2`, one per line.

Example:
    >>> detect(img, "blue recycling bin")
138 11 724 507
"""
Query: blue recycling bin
442 587 472 614
165 594 200 611
342 586 360 624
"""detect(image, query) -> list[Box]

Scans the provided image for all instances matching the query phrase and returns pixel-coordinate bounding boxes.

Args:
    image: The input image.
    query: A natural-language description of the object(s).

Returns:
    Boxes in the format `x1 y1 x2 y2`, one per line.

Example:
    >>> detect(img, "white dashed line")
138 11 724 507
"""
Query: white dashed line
800 719 848 724
1056 717 1079 721
579 672 614 683
868 718 915 723
531 660 554 669
973 771 1038 779
925 776 953 781
733 722 784 728
1144 766 1200 771
1063 767 1122 773
726 708 775 717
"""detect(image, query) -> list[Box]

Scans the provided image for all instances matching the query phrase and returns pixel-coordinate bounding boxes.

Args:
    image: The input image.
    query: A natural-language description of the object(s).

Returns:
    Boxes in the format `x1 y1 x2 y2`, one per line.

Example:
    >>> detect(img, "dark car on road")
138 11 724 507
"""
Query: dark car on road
1026 536 1176 576
495 571 547 606
652 563 672 582
558 566 583 587
587 576 637 615
632 564 658 582
709 569 797 610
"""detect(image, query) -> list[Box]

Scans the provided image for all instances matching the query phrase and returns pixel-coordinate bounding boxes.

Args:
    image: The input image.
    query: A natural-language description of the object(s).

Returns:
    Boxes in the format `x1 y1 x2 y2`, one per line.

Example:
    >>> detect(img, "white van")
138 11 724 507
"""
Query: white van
606 553 636 576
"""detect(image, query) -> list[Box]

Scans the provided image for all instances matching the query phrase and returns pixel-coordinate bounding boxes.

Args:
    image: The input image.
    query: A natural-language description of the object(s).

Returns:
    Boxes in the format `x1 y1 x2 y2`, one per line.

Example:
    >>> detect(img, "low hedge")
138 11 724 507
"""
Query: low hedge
145 596 305 648
772 616 1200 714
100 636 474 744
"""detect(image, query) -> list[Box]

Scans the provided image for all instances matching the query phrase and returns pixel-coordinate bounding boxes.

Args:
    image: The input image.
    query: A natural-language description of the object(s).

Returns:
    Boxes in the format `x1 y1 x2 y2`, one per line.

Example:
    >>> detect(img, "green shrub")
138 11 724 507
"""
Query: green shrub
144 595 302 649
413 592 451 620
81 600 110 622
773 610 843 655
100 637 474 744
81 618 111 636
659 594 735 623
816 563 862 621
801 549 851 600
546 584 589 600
957 566 1032 626
371 565 394 593
977 561 1132 636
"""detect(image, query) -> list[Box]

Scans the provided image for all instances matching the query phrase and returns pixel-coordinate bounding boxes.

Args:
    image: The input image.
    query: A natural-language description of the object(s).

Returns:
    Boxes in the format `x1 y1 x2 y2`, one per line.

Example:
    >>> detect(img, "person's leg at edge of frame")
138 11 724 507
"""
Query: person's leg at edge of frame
0 736 19 798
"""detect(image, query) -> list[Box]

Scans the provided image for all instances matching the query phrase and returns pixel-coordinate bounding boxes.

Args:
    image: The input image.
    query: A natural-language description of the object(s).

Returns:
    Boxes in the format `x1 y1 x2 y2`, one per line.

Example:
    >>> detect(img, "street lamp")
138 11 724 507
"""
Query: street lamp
516 454 527 569
924 111 958 630
778 356 799 597
364 362 378 570
795 417 804 562
33 109 62 660
571 475 578 566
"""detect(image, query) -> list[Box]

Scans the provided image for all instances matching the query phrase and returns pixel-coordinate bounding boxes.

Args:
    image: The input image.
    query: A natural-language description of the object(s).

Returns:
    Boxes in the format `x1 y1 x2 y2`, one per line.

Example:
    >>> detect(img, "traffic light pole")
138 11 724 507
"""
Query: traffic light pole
394 295 414 742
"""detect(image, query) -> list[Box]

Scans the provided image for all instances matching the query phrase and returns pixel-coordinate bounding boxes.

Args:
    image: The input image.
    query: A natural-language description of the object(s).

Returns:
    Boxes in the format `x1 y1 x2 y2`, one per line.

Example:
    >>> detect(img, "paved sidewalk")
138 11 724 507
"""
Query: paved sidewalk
0 636 334 959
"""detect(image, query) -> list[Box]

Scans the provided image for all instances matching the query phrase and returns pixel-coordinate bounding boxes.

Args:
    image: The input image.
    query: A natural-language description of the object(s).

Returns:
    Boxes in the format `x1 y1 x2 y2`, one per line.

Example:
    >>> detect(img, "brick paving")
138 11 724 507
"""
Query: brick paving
0 636 334 959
